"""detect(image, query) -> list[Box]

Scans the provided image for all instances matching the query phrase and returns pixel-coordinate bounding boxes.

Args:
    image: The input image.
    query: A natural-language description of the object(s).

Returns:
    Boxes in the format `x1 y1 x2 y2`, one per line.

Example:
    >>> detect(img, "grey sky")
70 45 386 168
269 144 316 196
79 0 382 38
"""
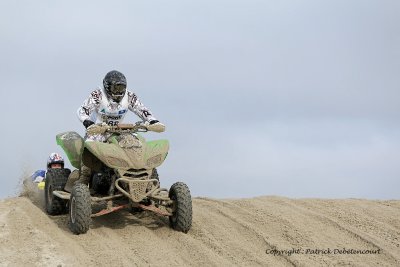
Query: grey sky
0 0 399 199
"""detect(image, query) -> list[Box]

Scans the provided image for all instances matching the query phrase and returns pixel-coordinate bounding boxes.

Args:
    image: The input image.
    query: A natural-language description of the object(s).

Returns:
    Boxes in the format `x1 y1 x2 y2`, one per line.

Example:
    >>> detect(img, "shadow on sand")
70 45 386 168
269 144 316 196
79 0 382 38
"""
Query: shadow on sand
48 207 170 235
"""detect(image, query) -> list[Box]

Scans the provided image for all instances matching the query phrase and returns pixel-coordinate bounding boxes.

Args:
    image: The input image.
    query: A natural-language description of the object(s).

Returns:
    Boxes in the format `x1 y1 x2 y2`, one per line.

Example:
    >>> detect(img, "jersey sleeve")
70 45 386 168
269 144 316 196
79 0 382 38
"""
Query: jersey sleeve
127 91 157 122
77 89 102 123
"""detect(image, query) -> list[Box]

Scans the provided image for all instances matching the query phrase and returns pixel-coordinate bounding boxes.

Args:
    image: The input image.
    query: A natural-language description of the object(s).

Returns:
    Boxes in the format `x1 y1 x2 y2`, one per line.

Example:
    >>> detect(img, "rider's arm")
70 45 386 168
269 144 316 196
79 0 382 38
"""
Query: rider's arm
77 89 101 125
127 91 158 123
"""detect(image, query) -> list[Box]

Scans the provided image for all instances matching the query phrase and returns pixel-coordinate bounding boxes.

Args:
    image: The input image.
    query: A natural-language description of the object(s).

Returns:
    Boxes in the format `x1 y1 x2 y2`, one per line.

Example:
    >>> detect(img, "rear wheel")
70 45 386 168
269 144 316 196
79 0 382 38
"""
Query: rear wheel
45 168 71 215
69 183 91 234
169 182 192 233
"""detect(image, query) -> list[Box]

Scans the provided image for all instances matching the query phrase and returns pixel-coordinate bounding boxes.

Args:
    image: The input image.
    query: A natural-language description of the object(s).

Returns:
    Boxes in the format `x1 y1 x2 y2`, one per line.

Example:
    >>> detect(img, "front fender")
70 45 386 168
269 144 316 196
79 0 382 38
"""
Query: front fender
56 131 84 169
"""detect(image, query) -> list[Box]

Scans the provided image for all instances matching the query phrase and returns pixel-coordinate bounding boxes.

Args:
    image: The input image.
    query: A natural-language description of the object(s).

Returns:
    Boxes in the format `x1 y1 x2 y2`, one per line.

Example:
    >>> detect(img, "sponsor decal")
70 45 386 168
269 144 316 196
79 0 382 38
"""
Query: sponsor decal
91 90 101 104
129 92 138 106
119 109 127 114
142 110 152 117
101 114 122 121
82 107 90 116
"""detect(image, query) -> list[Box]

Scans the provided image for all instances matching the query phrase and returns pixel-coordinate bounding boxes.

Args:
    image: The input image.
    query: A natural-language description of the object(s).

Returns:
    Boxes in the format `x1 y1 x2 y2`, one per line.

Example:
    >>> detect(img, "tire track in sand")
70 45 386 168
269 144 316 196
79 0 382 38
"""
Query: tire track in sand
1 196 399 266
196 197 297 266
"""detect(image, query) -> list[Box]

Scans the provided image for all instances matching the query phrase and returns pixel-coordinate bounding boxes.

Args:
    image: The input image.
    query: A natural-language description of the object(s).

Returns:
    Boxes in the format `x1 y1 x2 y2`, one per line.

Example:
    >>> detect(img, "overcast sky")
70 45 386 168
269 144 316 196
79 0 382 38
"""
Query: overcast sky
0 0 399 199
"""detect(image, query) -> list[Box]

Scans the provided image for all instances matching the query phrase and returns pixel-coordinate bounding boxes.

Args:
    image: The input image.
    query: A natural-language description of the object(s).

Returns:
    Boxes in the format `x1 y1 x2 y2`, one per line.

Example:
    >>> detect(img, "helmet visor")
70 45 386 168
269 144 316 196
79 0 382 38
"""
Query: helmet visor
110 83 126 96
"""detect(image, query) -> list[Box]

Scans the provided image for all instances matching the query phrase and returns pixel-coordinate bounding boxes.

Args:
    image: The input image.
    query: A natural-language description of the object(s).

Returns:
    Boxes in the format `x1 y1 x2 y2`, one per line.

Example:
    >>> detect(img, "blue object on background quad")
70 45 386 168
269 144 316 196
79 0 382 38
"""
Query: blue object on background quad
31 170 46 181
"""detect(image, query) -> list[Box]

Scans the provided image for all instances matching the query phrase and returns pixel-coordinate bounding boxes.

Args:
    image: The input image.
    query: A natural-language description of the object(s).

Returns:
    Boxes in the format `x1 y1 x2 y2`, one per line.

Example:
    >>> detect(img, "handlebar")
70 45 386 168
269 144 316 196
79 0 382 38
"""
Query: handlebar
86 121 165 136
86 122 148 136
107 122 148 133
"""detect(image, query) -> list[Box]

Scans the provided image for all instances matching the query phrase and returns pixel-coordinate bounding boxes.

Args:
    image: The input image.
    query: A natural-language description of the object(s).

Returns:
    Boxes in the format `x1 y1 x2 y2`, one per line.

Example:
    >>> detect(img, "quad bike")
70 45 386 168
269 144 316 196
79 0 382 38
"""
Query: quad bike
45 122 192 234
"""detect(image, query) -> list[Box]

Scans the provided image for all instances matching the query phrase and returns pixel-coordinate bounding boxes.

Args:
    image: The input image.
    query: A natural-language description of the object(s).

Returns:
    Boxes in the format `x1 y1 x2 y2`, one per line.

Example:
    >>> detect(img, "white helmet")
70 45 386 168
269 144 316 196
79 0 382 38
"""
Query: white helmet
47 153 64 169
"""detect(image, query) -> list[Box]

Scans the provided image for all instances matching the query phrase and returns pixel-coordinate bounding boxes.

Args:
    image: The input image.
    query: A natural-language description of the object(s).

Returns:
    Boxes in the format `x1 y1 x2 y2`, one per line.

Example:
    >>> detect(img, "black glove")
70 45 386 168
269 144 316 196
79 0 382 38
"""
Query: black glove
83 120 95 129
149 120 159 125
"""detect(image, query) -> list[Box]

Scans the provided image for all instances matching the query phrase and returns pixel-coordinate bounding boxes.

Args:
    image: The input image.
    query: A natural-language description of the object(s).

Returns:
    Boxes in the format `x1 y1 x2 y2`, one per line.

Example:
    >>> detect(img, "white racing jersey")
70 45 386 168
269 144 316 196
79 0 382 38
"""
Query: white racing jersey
77 86 157 126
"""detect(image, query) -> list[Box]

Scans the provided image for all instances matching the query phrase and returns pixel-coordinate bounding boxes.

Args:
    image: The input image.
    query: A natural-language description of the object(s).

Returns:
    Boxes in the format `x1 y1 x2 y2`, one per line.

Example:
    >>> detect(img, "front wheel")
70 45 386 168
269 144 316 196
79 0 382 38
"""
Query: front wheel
69 183 91 234
168 182 192 233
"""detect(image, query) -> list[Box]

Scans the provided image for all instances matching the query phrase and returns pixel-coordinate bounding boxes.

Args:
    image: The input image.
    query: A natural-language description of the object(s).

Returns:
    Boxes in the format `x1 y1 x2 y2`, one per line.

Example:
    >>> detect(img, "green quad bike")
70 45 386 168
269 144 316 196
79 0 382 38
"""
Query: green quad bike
44 122 192 234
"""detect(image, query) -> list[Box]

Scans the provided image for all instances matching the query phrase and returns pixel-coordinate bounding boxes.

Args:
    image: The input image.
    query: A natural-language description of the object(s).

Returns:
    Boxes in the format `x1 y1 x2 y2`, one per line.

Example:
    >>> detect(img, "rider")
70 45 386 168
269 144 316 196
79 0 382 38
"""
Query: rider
76 70 165 184
31 153 64 183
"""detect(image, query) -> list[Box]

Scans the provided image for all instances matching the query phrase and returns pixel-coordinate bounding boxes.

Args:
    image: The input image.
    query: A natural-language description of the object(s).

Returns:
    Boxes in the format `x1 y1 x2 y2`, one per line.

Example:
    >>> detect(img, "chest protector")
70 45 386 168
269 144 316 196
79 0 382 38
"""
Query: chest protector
96 93 129 126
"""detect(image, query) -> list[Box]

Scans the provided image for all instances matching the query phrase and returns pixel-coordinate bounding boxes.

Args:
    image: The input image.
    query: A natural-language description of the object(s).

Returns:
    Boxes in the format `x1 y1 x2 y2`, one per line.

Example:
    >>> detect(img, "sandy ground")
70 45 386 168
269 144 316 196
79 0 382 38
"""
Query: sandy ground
0 183 399 266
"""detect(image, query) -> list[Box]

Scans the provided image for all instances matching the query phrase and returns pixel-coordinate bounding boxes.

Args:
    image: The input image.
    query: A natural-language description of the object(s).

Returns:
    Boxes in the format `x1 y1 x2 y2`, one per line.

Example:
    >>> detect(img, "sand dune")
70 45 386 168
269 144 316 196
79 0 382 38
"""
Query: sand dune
0 191 399 267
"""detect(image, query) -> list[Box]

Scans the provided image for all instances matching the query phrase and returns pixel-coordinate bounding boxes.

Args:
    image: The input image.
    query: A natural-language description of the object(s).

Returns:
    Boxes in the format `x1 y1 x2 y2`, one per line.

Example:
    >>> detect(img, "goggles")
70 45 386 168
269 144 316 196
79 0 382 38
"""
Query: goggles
110 83 127 96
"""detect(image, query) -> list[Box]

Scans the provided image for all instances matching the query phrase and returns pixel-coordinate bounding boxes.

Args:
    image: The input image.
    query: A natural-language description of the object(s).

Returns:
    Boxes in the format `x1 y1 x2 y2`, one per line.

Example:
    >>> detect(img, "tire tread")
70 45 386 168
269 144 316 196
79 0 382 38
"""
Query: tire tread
169 182 192 233
45 168 71 215
69 183 92 234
